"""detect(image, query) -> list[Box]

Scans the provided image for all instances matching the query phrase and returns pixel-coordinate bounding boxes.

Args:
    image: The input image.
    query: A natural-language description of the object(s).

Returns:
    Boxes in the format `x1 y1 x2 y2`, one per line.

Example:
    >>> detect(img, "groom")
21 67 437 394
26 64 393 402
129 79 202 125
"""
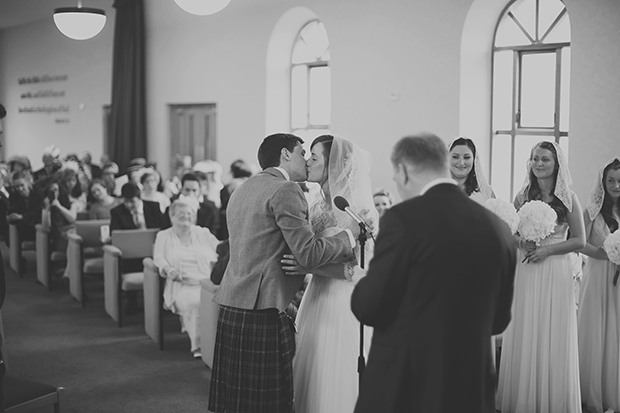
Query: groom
208 133 357 413
351 133 516 413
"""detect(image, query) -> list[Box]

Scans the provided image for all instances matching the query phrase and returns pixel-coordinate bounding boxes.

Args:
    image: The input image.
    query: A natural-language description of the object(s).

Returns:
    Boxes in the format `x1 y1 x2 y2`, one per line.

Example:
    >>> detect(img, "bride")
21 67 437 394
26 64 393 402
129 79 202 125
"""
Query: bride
282 134 378 413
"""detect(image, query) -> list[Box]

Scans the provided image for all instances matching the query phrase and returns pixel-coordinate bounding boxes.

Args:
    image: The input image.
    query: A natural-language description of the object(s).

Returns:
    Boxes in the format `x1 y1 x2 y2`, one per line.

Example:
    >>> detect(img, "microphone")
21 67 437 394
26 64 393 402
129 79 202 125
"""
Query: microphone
333 196 373 235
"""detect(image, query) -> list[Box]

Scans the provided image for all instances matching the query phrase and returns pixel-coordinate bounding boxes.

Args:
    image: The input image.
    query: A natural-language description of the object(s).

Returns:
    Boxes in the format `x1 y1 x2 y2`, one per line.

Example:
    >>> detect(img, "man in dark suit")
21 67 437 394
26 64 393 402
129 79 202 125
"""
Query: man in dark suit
110 182 162 231
160 172 219 236
351 133 517 413
6 171 44 244
109 182 162 314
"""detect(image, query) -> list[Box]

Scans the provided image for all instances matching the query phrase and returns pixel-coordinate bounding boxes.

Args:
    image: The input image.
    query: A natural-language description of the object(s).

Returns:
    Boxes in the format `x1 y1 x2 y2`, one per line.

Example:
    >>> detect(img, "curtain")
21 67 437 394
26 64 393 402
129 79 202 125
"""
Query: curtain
109 0 147 174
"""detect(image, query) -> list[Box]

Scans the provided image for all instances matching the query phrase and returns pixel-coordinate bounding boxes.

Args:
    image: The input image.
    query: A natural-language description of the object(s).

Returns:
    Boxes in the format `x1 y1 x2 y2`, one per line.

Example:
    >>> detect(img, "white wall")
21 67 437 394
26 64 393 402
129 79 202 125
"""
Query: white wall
564 0 620 203
0 8 115 170
1 0 619 202
146 0 472 193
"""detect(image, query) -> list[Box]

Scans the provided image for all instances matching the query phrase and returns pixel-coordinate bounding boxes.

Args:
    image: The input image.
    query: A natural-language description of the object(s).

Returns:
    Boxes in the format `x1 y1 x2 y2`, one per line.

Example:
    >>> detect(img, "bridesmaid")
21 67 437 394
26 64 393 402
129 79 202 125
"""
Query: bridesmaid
448 137 495 204
496 141 585 413
578 157 620 413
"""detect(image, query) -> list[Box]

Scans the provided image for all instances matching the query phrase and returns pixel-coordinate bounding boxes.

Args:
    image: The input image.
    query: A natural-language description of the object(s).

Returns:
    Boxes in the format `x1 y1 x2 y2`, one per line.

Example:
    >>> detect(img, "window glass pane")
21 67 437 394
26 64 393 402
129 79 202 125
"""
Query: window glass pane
538 0 565 40
491 134 513 202
495 14 531 47
543 12 570 44
560 47 570 131
513 135 550 198
520 52 556 128
559 136 569 160
309 66 331 126
292 39 317 64
301 21 330 61
510 0 536 40
291 65 308 129
292 128 330 145
493 50 514 131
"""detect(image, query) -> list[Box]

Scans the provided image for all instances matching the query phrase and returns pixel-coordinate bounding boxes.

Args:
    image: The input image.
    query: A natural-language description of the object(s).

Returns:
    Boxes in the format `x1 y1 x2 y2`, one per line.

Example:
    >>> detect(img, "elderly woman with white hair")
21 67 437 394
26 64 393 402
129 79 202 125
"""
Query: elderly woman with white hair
153 198 220 358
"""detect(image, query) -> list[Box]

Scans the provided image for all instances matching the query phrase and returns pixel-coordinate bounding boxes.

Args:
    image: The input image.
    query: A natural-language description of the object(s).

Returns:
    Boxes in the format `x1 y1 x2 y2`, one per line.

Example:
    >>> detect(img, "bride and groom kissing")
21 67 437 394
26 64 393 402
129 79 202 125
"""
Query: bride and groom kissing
207 132 517 413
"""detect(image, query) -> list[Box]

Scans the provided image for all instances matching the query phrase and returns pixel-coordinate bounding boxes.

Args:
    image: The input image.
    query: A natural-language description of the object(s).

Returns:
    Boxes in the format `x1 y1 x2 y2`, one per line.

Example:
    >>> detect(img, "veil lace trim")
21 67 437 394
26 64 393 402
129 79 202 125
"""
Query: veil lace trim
518 141 573 212
586 157 620 221
326 135 378 269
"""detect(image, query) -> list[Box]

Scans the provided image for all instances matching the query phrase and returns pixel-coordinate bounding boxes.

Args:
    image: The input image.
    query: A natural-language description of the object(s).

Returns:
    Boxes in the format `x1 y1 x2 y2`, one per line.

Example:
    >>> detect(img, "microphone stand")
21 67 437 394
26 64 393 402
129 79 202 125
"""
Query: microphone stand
357 222 367 388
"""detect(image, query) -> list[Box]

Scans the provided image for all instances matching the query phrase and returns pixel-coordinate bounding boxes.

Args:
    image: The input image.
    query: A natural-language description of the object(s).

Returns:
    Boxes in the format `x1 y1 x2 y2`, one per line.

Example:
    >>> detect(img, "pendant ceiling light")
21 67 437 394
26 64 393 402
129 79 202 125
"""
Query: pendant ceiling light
174 0 232 16
54 1 107 40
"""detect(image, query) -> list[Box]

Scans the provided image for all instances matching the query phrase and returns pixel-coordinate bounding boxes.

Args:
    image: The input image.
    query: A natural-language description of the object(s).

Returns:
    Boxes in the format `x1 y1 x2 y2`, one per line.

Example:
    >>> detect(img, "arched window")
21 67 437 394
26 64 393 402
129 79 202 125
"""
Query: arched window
490 0 570 201
290 20 331 141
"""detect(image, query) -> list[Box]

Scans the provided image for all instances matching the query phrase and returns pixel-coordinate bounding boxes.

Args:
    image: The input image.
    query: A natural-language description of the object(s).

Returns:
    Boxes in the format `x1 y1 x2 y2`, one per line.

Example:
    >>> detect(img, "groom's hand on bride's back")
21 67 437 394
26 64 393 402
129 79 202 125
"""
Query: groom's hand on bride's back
281 254 310 276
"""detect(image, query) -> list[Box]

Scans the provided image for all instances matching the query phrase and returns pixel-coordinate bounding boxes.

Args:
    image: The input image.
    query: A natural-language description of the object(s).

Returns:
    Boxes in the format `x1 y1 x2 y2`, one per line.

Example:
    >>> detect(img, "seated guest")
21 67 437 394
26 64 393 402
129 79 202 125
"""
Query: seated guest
154 199 220 359
80 151 102 181
161 173 219 236
59 166 87 214
0 168 10 245
87 179 122 220
7 156 32 182
218 160 252 240
42 179 77 253
110 182 163 315
101 162 119 196
193 160 223 208
110 182 162 232
6 171 43 243
33 145 62 183
140 169 170 213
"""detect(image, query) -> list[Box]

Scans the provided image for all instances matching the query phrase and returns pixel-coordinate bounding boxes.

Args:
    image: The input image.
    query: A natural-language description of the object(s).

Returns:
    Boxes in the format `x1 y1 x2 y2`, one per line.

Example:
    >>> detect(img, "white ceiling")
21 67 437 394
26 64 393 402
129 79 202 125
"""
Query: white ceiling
0 0 113 30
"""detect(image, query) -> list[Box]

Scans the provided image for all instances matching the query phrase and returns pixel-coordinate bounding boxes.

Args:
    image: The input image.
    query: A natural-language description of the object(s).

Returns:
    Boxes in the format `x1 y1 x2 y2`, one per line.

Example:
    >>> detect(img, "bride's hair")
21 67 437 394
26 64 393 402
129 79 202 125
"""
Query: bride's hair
601 159 620 232
449 137 479 196
526 141 568 223
310 135 334 166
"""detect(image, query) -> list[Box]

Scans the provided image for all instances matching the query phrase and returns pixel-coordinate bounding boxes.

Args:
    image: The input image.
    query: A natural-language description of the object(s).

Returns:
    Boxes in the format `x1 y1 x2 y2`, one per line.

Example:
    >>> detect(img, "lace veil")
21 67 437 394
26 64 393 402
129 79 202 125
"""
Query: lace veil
316 135 378 268
519 141 573 212
448 137 494 199
586 157 620 221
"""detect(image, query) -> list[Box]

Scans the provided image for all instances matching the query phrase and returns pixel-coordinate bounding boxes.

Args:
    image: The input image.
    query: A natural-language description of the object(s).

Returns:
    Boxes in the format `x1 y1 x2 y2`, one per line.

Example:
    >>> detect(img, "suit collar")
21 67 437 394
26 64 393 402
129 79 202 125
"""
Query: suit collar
263 167 287 180
420 177 457 195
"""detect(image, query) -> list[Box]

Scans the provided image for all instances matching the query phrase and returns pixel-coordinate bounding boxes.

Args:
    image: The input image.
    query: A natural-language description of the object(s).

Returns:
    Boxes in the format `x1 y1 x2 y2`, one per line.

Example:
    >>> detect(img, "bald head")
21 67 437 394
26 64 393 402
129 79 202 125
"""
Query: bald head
391 133 449 174
391 133 450 200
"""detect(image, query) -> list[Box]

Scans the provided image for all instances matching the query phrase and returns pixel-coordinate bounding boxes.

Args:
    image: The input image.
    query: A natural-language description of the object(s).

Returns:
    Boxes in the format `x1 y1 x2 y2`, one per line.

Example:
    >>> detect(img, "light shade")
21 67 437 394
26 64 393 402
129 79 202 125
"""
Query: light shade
174 0 231 16
53 7 106 40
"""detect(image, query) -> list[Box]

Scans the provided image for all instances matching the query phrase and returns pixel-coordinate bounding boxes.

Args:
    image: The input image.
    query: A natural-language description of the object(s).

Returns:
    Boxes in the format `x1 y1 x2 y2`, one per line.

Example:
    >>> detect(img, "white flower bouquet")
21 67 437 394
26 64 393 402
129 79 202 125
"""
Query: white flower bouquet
484 198 520 235
603 230 620 286
517 200 557 243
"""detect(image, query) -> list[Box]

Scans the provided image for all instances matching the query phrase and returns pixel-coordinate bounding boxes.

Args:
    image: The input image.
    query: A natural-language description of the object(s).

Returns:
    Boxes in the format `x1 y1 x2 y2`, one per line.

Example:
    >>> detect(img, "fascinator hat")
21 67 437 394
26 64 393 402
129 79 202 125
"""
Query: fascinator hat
586 157 620 221
43 145 61 159
448 137 493 199
519 140 573 212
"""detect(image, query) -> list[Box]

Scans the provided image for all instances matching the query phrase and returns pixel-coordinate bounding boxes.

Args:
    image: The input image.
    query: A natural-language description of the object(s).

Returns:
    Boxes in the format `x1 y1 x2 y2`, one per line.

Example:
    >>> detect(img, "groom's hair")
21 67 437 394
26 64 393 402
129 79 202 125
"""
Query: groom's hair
391 133 448 173
258 133 304 170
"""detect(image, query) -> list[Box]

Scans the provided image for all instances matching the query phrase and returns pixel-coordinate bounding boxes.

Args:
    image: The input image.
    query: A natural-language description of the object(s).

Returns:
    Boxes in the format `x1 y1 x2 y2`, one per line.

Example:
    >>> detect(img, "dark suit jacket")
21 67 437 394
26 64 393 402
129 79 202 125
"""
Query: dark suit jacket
110 200 163 232
161 196 220 237
351 183 516 413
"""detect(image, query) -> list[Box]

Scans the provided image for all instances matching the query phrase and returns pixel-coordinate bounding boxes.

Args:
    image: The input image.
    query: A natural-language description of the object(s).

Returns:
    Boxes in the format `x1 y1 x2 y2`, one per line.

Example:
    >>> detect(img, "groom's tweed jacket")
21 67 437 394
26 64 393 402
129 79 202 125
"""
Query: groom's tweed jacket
214 167 354 312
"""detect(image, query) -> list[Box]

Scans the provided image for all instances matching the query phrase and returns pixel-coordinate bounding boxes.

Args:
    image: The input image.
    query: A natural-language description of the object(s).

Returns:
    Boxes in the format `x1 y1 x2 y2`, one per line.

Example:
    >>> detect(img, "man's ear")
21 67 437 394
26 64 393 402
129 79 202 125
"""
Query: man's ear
399 163 410 185
281 147 290 162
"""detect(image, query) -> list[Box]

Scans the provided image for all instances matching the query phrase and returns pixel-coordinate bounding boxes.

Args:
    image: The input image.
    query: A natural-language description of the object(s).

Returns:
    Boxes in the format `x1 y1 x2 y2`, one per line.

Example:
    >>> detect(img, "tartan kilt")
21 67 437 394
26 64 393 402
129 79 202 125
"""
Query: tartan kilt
208 306 296 413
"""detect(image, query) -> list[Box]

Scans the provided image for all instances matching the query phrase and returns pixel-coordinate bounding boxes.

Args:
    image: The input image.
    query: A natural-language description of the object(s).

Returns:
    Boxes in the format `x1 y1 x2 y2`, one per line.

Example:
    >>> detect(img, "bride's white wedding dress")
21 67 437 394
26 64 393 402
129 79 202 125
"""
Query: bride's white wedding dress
293 198 373 413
